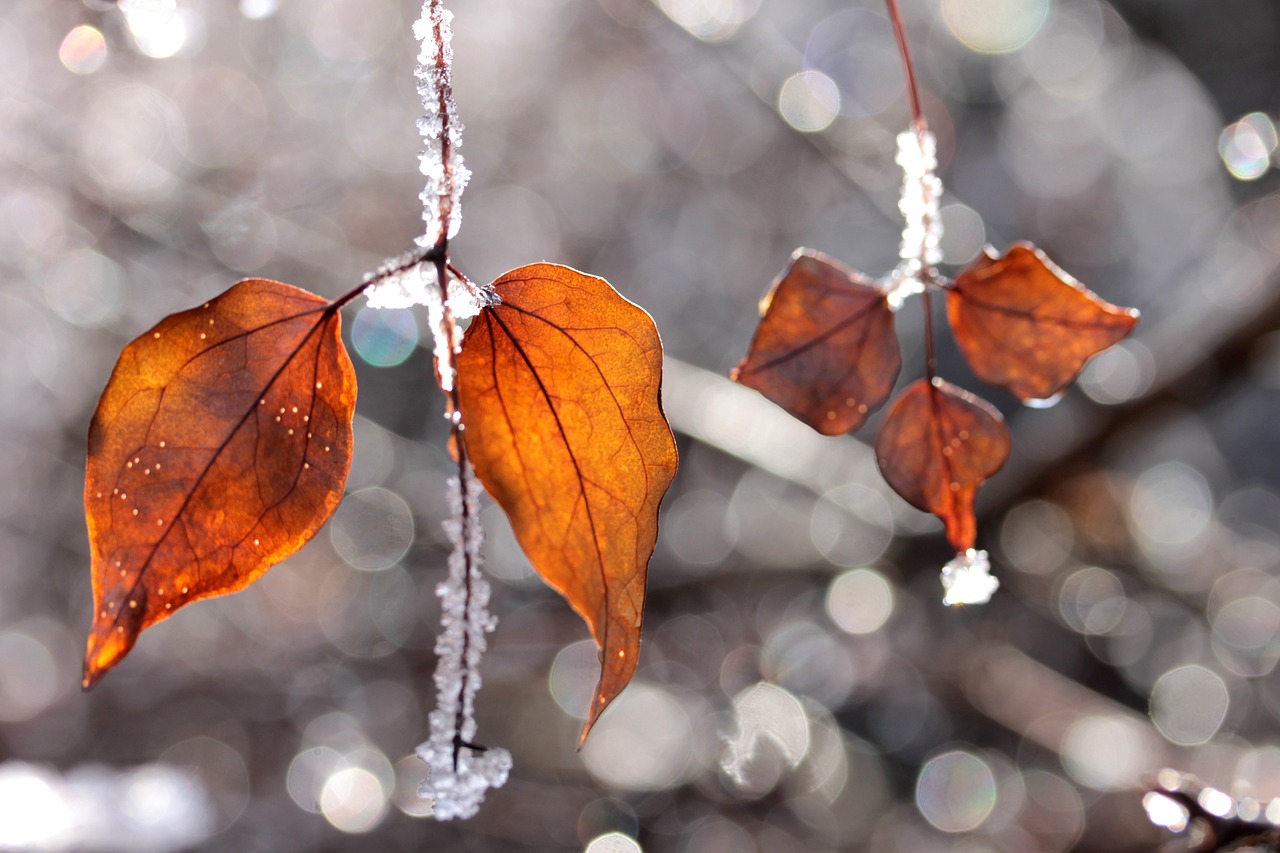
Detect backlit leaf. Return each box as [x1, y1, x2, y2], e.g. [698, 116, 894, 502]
[455, 263, 678, 745]
[732, 249, 900, 435]
[875, 378, 1010, 552]
[84, 279, 356, 688]
[948, 243, 1139, 402]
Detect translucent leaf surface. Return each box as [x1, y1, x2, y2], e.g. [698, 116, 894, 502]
[875, 378, 1010, 552]
[732, 250, 900, 435]
[84, 279, 356, 687]
[948, 243, 1139, 402]
[455, 263, 678, 743]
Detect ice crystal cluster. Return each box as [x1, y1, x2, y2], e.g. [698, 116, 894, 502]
[940, 549, 999, 607]
[414, 0, 469, 247]
[884, 126, 943, 310]
[363, 0, 486, 390]
[416, 463, 512, 820]
[363, 249, 488, 391]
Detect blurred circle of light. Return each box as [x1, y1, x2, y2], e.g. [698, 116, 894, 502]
[803, 10, 902, 118]
[761, 619, 855, 706]
[1143, 792, 1190, 832]
[778, 71, 840, 133]
[1060, 714, 1151, 790]
[826, 568, 894, 635]
[1000, 500, 1074, 575]
[351, 307, 419, 368]
[1130, 462, 1213, 555]
[1078, 340, 1155, 405]
[391, 755, 432, 818]
[58, 25, 107, 75]
[0, 631, 59, 723]
[1057, 567, 1127, 635]
[939, 203, 985, 264]
[288, 747, 346, 813]
[549, 639, 599, 719]
[810, 483, 892, 567]
[330, 487, 414, 572]
[320, 767, 388, 833]
[159, 737, 250, 833]
[585, 832, 642, 853]
[721, 682, 809, 794]
[121, 0, 189, 59]
[664, 488, 738, 567]
[1219, 113, 1277, 181]
[941, 0, 1049, 54]
[42, 249, 124, 328]
[914, 750, 997, 833]
[657, 0, 760, 42]
[1212, 595, 1280, 676]
[582, 683, 697, 790]
[239, 0, 278, 19]
[0, 766, 71, 849]
[1149, 664, 1229, 745]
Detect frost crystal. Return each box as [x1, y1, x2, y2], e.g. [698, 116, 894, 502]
[884, 126, 943, 310]
[940, 549, 999, 606]
[413, 0, 468, 247]
[417, 462, 511, 820]
[362, 248, 491, 391]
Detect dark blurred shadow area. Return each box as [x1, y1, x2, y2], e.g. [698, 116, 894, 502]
[4, 0, 1280, 850]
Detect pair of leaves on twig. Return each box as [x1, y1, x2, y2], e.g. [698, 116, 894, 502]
[733, 243, 1138, 552]
[83, 263, 677, 743]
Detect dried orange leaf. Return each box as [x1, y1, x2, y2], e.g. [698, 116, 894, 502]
[732, 249, 900, 435]
[84, 279, 356, 688]
[875, 378, 1010, 552]
[455, 263, 678, 744]
[948, 243, 1139, 402]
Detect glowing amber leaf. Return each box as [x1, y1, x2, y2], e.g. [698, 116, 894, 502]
[948, 243, 1139, 402]
[731, 249, 900, 435]
[456, 263, 678, 744]
[875, 378, 1010, 552]
[83, 280, 356, 688]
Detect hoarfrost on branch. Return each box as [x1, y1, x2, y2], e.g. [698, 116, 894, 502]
[940, 549, 999, 607]
[884, 125, 943, 310]
[363, 0, 475, 313]
[416, 463, 512, 820]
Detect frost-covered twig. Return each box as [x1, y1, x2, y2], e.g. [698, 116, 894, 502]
[884, 125, 943, 310]
[417, 466, 511, 820]
[361, 0, 509, 820]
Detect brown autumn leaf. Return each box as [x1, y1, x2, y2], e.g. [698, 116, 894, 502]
[84, 279, 356, 688]
[948, 243, 1139, 402]
[731, 249, 900, 435]
[875, 378, 1011, 552]
[455, 263, 678, 744]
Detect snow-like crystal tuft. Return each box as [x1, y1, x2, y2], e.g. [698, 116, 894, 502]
[940, 549, 999, 606]
[416, 462, 510, 819]
[414, 0, 468, 245]
[363, 250, 493, 391]
[884, 126, 943, 311]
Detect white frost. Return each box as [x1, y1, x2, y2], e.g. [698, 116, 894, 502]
[413, 1, 468, 246]
[884, 126, 943, 310]
[362, 248, 490, 391]
[417, 462, 511, 820]
[940, 549, 999, 606]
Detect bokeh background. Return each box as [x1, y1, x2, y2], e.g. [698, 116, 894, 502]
[4, 0, 1280, 850]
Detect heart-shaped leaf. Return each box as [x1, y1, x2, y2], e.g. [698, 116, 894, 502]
[732, 250, 900, 435]
[84, 279, 356, 687]
[875, 378, 1010, 552]
[455, 263, 678, 744]
[947, 243, 1139, 402]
